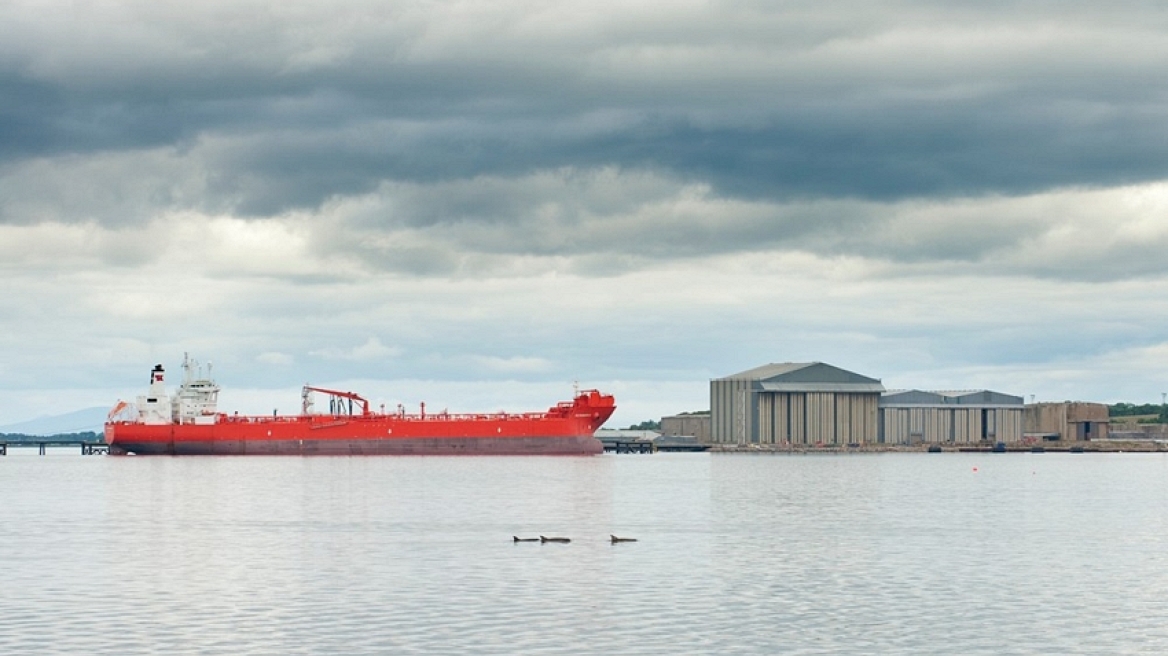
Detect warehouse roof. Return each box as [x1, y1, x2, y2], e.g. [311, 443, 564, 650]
[717, 362, 885, 393]
[881, 389, 1024, 406]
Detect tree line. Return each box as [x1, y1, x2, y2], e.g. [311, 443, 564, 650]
[1109, 403, 1168, 421]
[0, 431, 102, 442]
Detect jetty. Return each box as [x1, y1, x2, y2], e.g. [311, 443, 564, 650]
[0, 441, 109, 456]
[601, 439, 655, 454]
[597, 430, 709, 454]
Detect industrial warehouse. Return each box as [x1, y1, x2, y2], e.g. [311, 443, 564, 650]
[657, 361, 1110, 448]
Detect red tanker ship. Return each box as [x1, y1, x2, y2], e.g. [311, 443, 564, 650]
[104, 355, 615, 456]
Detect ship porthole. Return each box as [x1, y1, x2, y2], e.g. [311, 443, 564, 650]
[387, 429, 392, 435]
[497, 427, 502, 433]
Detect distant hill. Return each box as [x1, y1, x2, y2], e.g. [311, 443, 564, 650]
[0, 407, 108, 436]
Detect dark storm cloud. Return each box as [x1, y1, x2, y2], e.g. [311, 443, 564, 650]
[41, 91, 1168, 210]
[5, 0, 1168, 226]
[3, 0, 1168, 290]
[618, 106, 1168, 201]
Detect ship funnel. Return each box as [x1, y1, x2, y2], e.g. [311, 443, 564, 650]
[151, 364, 164, 384]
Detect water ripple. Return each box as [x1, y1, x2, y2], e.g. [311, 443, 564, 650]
[3, 452, 1168, 653]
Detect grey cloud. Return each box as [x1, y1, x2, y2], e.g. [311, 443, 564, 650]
[5, 1, 1168, 224]
[304, 171, 967, 264]
[3, 1, 1168, 287]
[298, 170, 1168, 284]
[148, 100, 1168, 217]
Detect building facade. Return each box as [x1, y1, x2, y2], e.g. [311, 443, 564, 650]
[710, 362, 885, 445]
[879, 390, 1025, 445]
[1024, 402, 1110, 441]
[660, 413, 712, 443]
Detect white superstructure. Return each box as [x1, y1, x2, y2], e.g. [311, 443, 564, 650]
[133, 354, 221, 425]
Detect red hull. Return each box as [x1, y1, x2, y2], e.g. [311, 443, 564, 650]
[105, 435, 603, 456]
[106, 390, 615, 456]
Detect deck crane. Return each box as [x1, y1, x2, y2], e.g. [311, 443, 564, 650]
[301, 386, 371, 416]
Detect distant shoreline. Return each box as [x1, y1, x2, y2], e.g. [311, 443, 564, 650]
[708, 440, 1168, 454]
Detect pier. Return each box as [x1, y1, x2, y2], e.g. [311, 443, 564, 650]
[0, 441, 109, 456]
[601, 439, 656, 454]
[596, 430, 709, 454]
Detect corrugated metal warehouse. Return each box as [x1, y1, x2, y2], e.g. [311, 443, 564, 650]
[710, 362, 885, 445]
[879, 390, 1024, 445]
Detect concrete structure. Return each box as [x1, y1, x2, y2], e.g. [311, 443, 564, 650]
[660, 413, 712, 443]
[879, 390, 1024, 445]
[653, 435, 709, 452]
[1024, 402, 1110, 441]
[710, 362, 884, 445]
[1109, 422, 1168, 441]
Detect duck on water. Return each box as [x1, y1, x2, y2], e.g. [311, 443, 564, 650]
[512, 535, 638, 543]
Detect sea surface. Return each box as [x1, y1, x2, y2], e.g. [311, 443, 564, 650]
[3, 450, 1168, 655]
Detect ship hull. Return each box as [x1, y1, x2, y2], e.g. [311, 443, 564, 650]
[105, 416, 607, 456]
[107, 435, 603, 456]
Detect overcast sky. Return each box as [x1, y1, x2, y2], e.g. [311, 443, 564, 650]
[4, 0, 1168, 427]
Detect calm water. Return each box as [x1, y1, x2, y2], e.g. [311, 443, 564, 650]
[3, 451, 1168, 655]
